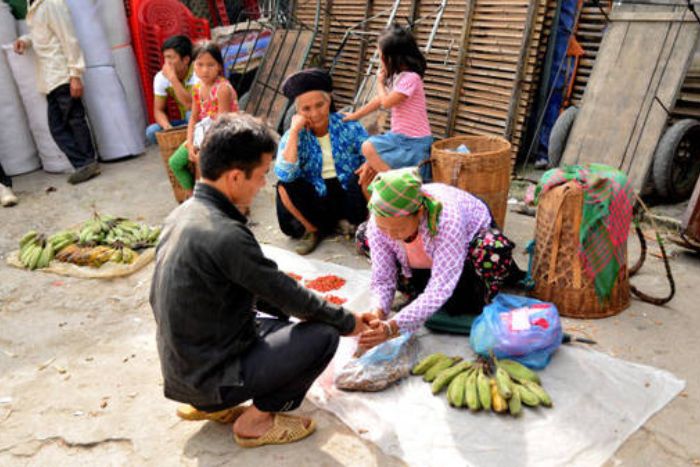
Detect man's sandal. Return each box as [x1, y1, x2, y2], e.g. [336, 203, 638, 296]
[176, 404, 247, 424]
[233, 413, 316, 448]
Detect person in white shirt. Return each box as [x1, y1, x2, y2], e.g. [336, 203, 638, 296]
[146, 35, 199, 145]
[13, 0, 100, 185]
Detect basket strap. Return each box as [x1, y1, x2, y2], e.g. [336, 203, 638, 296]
[571, 187, 584, 289]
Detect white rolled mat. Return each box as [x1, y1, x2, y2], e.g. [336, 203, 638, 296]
[113, 46, 147, 141]
[2, 43, 73, 173]
[65, 0, 114, 67]
[95, 0, 131, 47]
[0, 4, 40, 176]
[82, 66, 145, 160]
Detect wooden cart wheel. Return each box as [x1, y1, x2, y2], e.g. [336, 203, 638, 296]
[548, 106, 578, 168]
[652, 119, 700, 202]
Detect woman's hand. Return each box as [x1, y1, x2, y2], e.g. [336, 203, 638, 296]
[290, 114, 308, 133]
[358, 318, 397, 349]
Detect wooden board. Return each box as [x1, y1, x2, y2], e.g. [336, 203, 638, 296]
[245, 29, 314, 130]
[561, 4, 700, 192]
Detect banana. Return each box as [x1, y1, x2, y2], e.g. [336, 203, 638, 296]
[27, 244, 43, 270]
[516, 383, 540, 407]
[20, 240, 38, 264]
[110, 248, 123, 263]
[499, 359, 541, 384]
[490, 378, 508, 413]
[19, 230, 38, 248]
[447, 370, 469, 407]
[424, 356, 461, 382]
[476, 367, 492, 411]
[412, 353, 447, 375]
[508, 385, 523, 416]
[147, 226, 161, 243]
[495, 367, 514, 399]
[431, 361, 472, 394]
[122, 247, 136, 263]
[37, 243, 55, 269]
[523, 380, 553, 407]
[465, 369, 481, 411]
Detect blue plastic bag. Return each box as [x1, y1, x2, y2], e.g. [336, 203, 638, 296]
[469, 294, 562, 369]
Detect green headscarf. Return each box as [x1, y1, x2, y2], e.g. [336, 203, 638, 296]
[367, 167, 443, 236]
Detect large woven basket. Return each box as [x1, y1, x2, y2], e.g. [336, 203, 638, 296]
[155, 127, 190, 204]
[430, 135, 512, 227]
[532, 181, 630, 319]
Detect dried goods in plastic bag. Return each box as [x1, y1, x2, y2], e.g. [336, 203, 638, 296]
[335, 333, 418, 392]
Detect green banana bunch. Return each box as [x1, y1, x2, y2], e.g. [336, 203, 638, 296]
[412, 353, 447, 375]
[476, 366, 492, 411]
[424, 356, 462, 382]
[18, 232, 54, 270]
[521, 380, 553, 407]
[431, 361, 472, 394]
[446, 370, 469, 407]
[47, 230, 78, 253]
[498, 359, 541, 384]
[464, 368, 481, 411]
[508, 384, 523, 416]
[515, 383, 540, 407]
[495, 367, 514, 400]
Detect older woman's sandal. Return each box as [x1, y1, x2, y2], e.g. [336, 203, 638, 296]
[233, 414, 316, 447]
[176, 404, 247, 424]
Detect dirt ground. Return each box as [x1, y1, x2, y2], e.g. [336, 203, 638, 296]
[1, 147, 699, 466]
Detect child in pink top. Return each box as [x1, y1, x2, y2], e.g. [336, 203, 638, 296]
[169, 42, 238, 191]
[343, 24, 433, 187]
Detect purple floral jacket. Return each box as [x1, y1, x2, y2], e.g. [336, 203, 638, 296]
[367, 183, 491, 333]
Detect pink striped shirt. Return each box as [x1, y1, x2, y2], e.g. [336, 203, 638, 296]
[390, 71, 432, 138]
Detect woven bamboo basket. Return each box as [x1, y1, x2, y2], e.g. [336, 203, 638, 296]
[532, 181, 630, 319]
[155, 127, 191, 204]
[430, 135, 512, 227]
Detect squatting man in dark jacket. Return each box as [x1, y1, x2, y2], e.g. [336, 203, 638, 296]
[150, 113, 366, 447]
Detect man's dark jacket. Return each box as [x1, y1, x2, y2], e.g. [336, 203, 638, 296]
[150, 183, 355, 406]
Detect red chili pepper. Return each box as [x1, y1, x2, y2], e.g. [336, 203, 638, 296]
[286, 272, 302, 281]
[304, 274, 346, 293]
[323, 294, 347, 305]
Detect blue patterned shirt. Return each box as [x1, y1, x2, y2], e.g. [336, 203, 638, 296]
[275, 113, 368, 196]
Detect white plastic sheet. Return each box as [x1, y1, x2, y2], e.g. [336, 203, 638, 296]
[65, 0, 145, 160]
[2, 42, 73, 173]
[113, 46, 147, 143]
[65, 0, 113, 67]
[95, 0, 131, 47]
[259, 247, 686, 467]
[81, 66, 145, 159]
[0, 4, 40, 176]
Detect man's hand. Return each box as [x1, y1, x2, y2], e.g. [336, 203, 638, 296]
[13, 39, 27, 55]
[69, 77, 83, 98]
[162, 62, 178, 83]
[347, 313, 368, 337]
[290, 114, 308, 133]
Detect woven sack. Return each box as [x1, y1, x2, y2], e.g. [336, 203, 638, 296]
[532, 181, 630, 318]
[430, 135, 512, 227]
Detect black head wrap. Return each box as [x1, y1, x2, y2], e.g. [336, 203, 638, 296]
[282, 69, 336, 111]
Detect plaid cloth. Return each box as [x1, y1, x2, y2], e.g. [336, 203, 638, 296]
[368, 167, 442, 235]
[535, 163, 634, 302]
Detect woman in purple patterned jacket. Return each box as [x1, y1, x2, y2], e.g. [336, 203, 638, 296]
[357, 168, 521, 349]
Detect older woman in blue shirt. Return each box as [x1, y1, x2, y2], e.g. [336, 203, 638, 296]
[276, 69, 370, 255]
